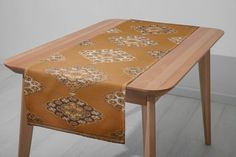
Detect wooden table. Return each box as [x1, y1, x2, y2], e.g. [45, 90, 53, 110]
[4, 19, 224, 157]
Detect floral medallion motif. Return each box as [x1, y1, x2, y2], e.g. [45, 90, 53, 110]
[46, 66, 106, 91]
[41, 53, 65, 62]
[106, 28, 121, 33]
[168, 36, 186, 45]
[110, 130, 125, 142]
[21, 19, 198, 144]
[105, 91, 125, 111]
[79, 40, 94, 46]
[133, 24, 176, 35]
[80, 49, 135, 64]
[124, 67, 146, 77]
[148, 50, 167, 59]
[27, 113, 42, 123]
[109, 36, 158, 47]
[24, 74, 42, 96]
[46, 95, 102, 126]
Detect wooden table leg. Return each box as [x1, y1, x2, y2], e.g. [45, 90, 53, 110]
[18, 77, 33, 157]
[142, 96, 157, 157]
[142, 105, 147, 151]
[199, 50, 211, 145]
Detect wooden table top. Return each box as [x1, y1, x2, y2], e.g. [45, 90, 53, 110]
[4, 19, 224, 100]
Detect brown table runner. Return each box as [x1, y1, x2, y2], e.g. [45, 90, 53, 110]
[24, 19, 198, 143]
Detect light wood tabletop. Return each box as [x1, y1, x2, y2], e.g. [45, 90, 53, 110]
[4, 19, 224, 157]
[4, 19, 224, 103]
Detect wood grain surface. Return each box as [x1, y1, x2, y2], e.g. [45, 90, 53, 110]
[4, 19, 224, 101]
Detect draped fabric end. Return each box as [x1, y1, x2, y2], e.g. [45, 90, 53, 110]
[23, 19, 198, 143]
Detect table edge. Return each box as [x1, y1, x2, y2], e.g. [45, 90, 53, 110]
[3, 19, 224, 96]
[4, 19, 126, 73]
[126, 27, 224, 96]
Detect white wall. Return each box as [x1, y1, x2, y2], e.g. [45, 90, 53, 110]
[1, 0, 236, 104]
[169, 55, 236, 105]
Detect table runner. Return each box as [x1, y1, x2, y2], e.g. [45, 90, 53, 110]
[24, 19, 198, 143]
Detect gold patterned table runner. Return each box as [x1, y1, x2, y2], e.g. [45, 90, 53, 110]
[24, 19, 198, 143]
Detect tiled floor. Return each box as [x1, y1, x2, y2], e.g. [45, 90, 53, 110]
[0, 64, 236, 157]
